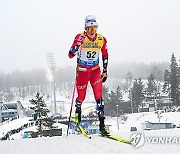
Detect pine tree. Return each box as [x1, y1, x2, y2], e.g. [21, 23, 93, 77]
[116, 86, 123, 104]
[102, 85, 109, 103]
[29, 93, 55, 136]
[131, 78, 144, 112]
[138, 78, 145, 109]
[170, 53, 179, 106]
[104, 86, 123, 115]
[163, 70, 170, 94]
[108, 90, 117, 115]
[146, 74, 157, 97]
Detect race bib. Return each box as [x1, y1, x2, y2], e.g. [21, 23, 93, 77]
[77, 33, 104, 66]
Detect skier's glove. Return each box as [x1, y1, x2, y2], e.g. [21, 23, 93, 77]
[76, 34, 86, 44]
[101, 72, 107, 83]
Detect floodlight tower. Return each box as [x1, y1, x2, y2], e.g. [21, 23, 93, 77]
[46, 53, 57, 113]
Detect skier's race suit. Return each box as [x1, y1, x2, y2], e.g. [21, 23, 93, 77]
[68, 31, 108, 118]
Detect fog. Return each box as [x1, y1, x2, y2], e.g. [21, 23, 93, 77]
[0, 0, 180, 72]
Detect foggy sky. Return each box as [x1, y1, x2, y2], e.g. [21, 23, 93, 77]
[0, 0, 180, 73]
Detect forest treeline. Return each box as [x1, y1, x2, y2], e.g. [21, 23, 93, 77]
[0, 61, 170, 89]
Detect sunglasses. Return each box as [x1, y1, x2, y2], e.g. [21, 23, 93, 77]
[86, 27, 97, 31]
[86, 19, 96, 23]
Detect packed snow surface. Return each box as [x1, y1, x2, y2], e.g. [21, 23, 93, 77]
[1, 111, 180, 154]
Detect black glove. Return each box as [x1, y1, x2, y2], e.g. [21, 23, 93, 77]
[101, 72, 107, 83]
[102, 76, 107, 83]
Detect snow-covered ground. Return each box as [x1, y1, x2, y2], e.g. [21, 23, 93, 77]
[0, 129, 180, 154]
[1, 111, 180, 154]
[117, 112, 180, 132]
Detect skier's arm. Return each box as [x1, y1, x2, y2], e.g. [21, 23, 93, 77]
[68, 33, 86, 58]
[101, 37, 108, 82]
[101, 37, 108, 73]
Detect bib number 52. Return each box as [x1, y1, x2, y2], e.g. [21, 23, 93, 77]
[86, 51, 96, 58]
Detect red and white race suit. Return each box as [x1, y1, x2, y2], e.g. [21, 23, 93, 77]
[68, 32, 108, 117]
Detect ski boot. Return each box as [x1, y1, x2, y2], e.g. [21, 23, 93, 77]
[74, 108, 81, 124]
[99, 117, 110, 136]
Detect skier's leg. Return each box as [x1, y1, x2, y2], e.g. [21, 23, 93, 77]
[90, 67, 102, 100]
[90, 68, 109, 135]
[90, 68, 104, 118]
[74, 99, 82, 124]
[75, 69, 89, 123]
[95, 98, 109, 135]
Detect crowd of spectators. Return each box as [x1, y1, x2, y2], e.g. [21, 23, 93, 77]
[0, 121, 34, 141]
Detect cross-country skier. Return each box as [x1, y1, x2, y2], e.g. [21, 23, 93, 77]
[68, 15, 109, 136]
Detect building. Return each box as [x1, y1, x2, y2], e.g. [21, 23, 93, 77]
[0, 101, 24, 122]
[142, 121, 173, 130]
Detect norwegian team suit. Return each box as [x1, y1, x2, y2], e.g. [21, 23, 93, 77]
[68, 31, 108, 118]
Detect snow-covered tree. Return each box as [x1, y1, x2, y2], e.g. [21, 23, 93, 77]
[29, 93, 55, 137]
[170, 53, 179, 106]
[132, 78, 144, 112]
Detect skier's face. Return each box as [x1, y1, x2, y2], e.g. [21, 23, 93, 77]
[86, 26, 97, 38]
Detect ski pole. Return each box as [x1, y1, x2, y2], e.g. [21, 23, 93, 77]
[66, 82, 76, 137]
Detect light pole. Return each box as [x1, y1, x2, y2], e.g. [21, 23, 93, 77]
[46, 69, 53, 114]
[116, 104, 119, 129]
[46, 53, 57, 114]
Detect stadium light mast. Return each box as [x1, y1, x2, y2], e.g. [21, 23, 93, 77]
[46, 53, 57, 114]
